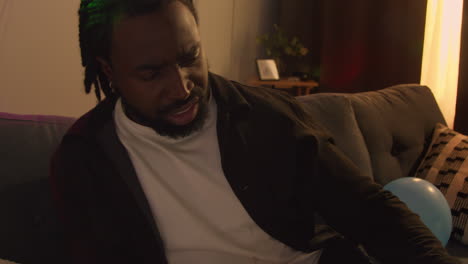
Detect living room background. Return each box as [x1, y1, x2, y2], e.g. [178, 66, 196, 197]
[0, 0, 466, 132]
[0, 0, 96, 117]
[0, 0, 279, 117]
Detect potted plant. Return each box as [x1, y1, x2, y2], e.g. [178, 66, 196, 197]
[256, 24, 310, 77]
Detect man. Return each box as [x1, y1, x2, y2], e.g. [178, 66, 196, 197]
[50, 0, 459, 263]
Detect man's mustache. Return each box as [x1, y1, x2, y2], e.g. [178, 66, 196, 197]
[158, 86, 204, 116]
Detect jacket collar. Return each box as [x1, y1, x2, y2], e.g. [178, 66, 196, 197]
[208, 72, 251, 115]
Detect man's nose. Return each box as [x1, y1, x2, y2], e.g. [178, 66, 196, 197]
[167, 66, 193, 100]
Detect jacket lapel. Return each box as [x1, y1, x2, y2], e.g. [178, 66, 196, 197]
[96, 120, 168, 263]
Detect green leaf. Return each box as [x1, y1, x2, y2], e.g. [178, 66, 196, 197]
[291, 37, 298, 45]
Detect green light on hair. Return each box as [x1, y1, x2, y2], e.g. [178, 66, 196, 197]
[83, 0, 125, 30]
[86, 0, 106, 10]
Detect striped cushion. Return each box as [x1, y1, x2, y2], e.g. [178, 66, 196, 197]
[415, 123, 468, 245]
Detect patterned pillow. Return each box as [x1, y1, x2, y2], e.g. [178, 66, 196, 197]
[415, 123, 468, 245]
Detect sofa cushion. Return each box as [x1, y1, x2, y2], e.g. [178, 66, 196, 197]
[347, 84, 446, 186]
[0, 112, 75, 264]
[0, 113, 74, 185]
[297, 94, 373, 178]
[415, 123, 468, 245]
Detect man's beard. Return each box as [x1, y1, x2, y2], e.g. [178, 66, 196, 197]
[121, 86, 210, 139]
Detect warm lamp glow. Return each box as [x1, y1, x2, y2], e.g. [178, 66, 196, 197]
[421, 0, 464, 128]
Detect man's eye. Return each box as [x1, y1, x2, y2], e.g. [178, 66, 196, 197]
[141, 70, 160, 81]
[179, 56, 199, 67]
[179, 48, 200, 67]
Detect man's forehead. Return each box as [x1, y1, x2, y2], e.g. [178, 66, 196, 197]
[112, 2, 197, 39]
[112, 14, 198, 50]
[113, 2, 194, 28]
[134, 41, 201, 71]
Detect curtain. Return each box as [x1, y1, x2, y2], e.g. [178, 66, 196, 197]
[318, 0, 427, 93]
[420, 0, 464, 129]
[454, 1, 468, 134]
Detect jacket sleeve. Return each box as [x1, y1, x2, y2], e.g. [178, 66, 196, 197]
[297, 134, 460, 264]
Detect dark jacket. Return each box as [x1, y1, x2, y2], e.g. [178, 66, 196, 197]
[50, 73, 458, 264]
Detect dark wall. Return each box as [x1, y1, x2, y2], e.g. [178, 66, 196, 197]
[278, 0, 322, 77]
[455, 1, 468, 134]
[279, 0, 428, 93]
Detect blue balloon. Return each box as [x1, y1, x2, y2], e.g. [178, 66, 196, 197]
[383, 177, 452, 246]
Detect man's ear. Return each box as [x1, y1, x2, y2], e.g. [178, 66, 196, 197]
[96, 57, 113, 81]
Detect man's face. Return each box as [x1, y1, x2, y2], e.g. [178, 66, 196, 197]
[100, 1, 209, 138]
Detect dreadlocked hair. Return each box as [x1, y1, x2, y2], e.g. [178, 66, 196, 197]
[78, 0, 198, 101]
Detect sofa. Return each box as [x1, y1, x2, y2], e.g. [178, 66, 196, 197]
[0, 84, 466, 263]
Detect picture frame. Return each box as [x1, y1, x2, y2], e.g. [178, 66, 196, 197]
[256, 59, 280, 81]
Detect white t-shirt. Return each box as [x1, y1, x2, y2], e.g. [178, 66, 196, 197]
[114, 96, 321, 264]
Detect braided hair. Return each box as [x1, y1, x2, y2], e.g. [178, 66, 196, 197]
[78, 0, 198, 101]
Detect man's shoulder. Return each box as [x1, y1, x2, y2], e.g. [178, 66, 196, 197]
[210, 73, 304, 117]
[64, 95, 118, 140]
[53, 96, 118, 176]
[234, 80, 309, 124]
